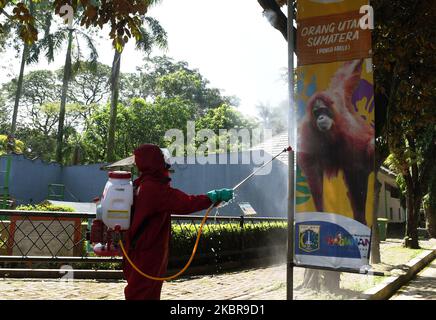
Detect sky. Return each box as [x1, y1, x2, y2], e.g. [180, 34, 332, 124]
[0, 0, 289, 118]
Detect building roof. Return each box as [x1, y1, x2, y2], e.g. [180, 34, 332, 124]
[250, 131, 290, 164]
[101, 155, 135, 170]
[101, 148, 171, 171]
[379, 165, 397, 179]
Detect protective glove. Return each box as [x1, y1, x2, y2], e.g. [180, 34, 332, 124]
[207, 188, 234, 204]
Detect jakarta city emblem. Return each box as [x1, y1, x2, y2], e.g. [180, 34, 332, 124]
[299, 224, 320, 253]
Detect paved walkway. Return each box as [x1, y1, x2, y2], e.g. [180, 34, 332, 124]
[390, 259, 436, 300]
[0, 265, 344, 300]
[0, 264, 290, 300]
[2, 246, 434, 300]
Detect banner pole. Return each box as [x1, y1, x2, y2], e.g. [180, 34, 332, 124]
[287, 0, 296, 301]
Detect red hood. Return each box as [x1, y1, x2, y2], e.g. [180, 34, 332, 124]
[134, 144, 170, 185]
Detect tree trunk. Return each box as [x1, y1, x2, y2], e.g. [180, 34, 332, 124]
[370, 177, 382, 264]
[302, 269, 321, 291]
[10, 43, 28, 137]
[426, 206, 436, 238]
[72, 145, 81, 165]
[56, 28, 74, 164]
[404, 183, 420, 249]
[106, 49, 121, 163]
[302, 269, 340, 292]
[426, 175, 436, 238]
[10, 0, 34, 139]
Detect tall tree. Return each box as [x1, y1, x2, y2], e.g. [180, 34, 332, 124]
[373, 0, 436, 248]
[8, 0, 38, 139]
[106, 14, 168, 162]
[1, 70, 60, 127]
[120, 55, 239, 111]
[1, 0, 54, 139]
[41, 20, 98, 163]
[106, 48, 121, 162]
[67, 62, 111, 111]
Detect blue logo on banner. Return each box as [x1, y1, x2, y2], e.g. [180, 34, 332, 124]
[299, 225, 320, 252]
[295, 221, 367, 258]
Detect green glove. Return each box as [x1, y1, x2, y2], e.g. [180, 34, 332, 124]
[207, 188, 234, 204]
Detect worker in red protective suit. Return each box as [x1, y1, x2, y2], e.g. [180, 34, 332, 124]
[123, 144, 233, 300]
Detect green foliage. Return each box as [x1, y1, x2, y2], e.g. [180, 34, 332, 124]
[77, 221, 287, 270]
[0, 53, 254, 164]
[0, 135, 25, 155]
[1, 70, 59, 108]
[106, 15, 167, 162]
[16, 200, 75, 212]
[15, 127, 57, 162]
[120, 56, 239, 111]
[67, 62, 111, 109]
[371, 0, 436, 247]
[194, 104, 258, 153]
[83, 96, 197, 163]
[0, 94, 8, 133]
[197, 104, 255, 132]
[171, 221, 287, 258]
[0, 19, 11, 52]
[1, 0, 159, 49]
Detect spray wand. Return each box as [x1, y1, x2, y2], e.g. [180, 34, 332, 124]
[232, 146, 292, 191]
[119, 146, 293, 281]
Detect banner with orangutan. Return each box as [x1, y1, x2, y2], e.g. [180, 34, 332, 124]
[294, 0, 375, 270]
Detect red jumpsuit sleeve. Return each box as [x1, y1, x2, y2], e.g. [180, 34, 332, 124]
[158, 186, 212, 215]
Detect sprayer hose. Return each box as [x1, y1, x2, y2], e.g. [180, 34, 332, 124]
[118, 205, 214, 281]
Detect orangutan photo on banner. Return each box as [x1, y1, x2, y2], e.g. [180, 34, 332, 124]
[294, 58, 375, 270]
[296, 59, 374, 225]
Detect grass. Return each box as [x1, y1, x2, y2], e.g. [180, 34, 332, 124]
[380, 245, 425, 266]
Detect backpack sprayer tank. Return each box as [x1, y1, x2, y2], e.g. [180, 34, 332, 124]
[90, 171, 133, 256]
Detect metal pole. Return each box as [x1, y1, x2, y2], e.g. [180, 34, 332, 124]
[287, 0, 296, 301]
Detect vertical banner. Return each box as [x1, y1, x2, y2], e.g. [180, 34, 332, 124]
[294, 0, 374, 270]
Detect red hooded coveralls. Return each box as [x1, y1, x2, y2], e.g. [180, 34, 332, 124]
[123, 144, 212, 300]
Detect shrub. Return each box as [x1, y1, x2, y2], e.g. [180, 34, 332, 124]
[16, 200, 75, 212]
[170, 221, 287, 258]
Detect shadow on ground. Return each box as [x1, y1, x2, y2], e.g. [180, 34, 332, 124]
[393, 275, 436, 299]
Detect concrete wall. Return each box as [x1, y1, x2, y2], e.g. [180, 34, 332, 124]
[2, 153, 405, 221]
[61, 164, 108, 202]
[2, 154, 62, 205]
[1, 152, 289, 217]
[1, 155, 108, 206]
[170, 151, 288, 217]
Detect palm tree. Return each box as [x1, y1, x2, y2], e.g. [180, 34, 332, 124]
[32, 12, 98, 163]
[106, 15, 167, 162]
[9, 0, 39, 139]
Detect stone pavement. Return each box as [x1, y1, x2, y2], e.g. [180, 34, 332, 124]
[390, 258, 436, 300]
[3, 248, 434, 300]
[0, 264, 291, 300]
[1, 265, 342, 300]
